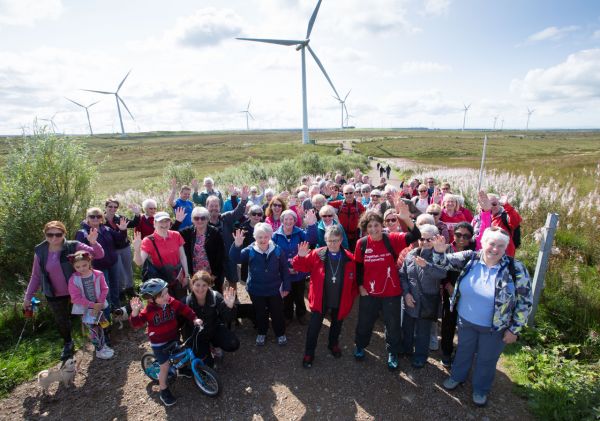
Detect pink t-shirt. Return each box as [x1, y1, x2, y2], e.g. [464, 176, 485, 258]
[141, 231, 185, 267]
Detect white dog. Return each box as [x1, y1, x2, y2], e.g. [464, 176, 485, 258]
[37, 358, 77, 393]
[112, 305, 130, 329]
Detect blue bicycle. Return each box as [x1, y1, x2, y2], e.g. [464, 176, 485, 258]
[141, 326, 221, 397]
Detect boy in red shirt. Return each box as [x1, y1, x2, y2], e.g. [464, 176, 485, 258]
[130, 278, 202, 407]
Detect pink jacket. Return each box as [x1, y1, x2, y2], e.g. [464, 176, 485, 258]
[68, 269, 109, 315]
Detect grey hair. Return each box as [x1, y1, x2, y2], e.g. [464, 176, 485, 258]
[297, 191, 307, 202]
[142, 198, 157, 212]
[384, 184, 398, 193]
[206, 196, 221, 207]
[280, 209, 297, 222]
[481, 228, 510, 247]
[312, 194, 326, 206]
[253, 222, 273, 238]
[418, 223, 439, 237]
[203, 177, 214, 185]
[416, 214, 435, 226]
[318, 204, 337, 217]
[361, 184, 372, 193]
[324, 224, 344, 241]
[249, 204, 263, 214]
[191, 206, 209, 218]
[264, 188, 275, 197]
[443, 194, 459, 205]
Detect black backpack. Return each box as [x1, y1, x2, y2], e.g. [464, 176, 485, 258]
[500, 211, 521, 248]
[359, 233, 398, 261]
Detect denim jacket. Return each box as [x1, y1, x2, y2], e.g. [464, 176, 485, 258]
[432, 250, 532, 335]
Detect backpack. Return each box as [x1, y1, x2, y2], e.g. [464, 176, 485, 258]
[359, 233, 398, 261]
[500, 211, 521, 248]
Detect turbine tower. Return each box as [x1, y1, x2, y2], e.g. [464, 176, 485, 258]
[334, 90, 351, 129]
[82, 70, 134, 137]
[462, 103, 471, 131]
[65, 98, 99, 135]
[500, 118, 504, 130]
[493, 115, 498, 130]
[526, 107, 535, 131]
[40, 113, 58, 133]
[237, 0, 340, 144]
[240, 100, 254, 130]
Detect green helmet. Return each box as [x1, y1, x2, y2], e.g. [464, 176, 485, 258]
[140, 278, 168, 299]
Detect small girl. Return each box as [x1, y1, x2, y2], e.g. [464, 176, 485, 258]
[67, 251, 114, 359]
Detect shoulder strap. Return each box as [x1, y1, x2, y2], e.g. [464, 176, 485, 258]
[506, 256, 517, 283]
[500, 211, 512, 234]
[360, 236, 368, 256]
[147, 235, 164, 265]
[382, 233, 398, 261]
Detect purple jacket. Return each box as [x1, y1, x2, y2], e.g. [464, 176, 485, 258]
[76, 223, 126, 270]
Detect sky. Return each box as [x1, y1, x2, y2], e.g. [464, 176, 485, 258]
[1, 0, 600, 135]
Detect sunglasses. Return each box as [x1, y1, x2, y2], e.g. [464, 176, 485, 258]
[454, 232, 472, 240]
[250, 212, 263, 217]
[271, 203, 283, 208]
[427, 212, 440, 216]
[344, 192, 355, 195]
[321, 214, 334, 218]
[490, 202, 499, 206]
[88, 214, 102, 219]
[193, 216, 207, 221]
[45, 232, 64, 238]
[385, 218, 398, 223]
[371, 195, 381, 198]
[419, 238, 433, 243]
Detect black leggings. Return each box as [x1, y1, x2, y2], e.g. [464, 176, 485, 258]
[191, 323, 239, 366]
[284, 279, 307, 320]
[305, 309, 343, 357]
[441, 287, 458, 357]
[46, 295, 72, 344]
[250, 294, 285, 337]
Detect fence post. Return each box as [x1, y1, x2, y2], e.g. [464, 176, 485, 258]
[528, 212, 559, 326]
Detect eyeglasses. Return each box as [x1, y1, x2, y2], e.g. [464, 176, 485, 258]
[454, 232, 472, 240]
[344, 192, 354, 195]
[193, 216, 207, 221]
[427, 212, 440, 216]
[271, 203, 283, 208]
[321, 214, 334, 218]
[419, 238, 433, 243]
[385, 218, 397, 223]
[250, 212, 263, 217]
[371, 195, 381, 198]
[45, 232, 64, 238]
[427, 181, 435, 184]
[418, 190, 427, 193]
[88, 214, 102, 219]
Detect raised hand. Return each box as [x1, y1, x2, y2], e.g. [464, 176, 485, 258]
[133, 231, 142, 250]
[130, 296, 143, 315]
[297, 241, 310, 257]
[232, 229, 245, 247]
[129, 203, 141, 215]
[432, 234, 447, 253]
[193, 318, 204, 327]
[170, 177, 177, 190]
[499, 194, 509, 206]
[414, 256, 427, 268]
[240, 185, 249, 201]
[223, 287, 237, 308]
[289, 196, 297, 207]
[87, 227, 99, 244]
[478, 190, 492, 212]
[175, 207, 186, 222]
[304, 209, 317, 226]
[259, 180, 267, 189]
[118, 217, 128, 231]
[395, 199, 410, 221]
[191, 179, 199, 191]
[280, 190, 290, 200]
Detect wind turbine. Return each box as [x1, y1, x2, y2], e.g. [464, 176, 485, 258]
[240, 100, 254, 130]
[237, 0, 340, 144]
[526, 107, 534, 131]
[493, 115, 499, 130]
[500, 118, 504, 130]
[40, 113, 58, 133]
[65, 98, 99, 135]
[461, 103, 471, 131]
[82, 70, 134, 137]
[334, 90, 351, 129]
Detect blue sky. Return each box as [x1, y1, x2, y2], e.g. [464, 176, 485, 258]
[1, 0, 600, 134]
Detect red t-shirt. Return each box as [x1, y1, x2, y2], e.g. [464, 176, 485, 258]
[141, 230, 185, 267]
[354, 232, 409, 297]
[440, 210, 467, 243]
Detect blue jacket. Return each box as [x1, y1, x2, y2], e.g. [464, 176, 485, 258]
[229, 241, 291, 296]
[272, 224, 317, 282]
[316, 220, 349, 249]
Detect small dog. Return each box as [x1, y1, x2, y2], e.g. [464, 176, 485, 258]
[37, 358, 77, 393]
[112, 304, 130, 329]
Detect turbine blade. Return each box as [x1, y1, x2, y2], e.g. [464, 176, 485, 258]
[247, 99, 251, 111]
[344, 89, 351, 101]
[65, 97, 84, 108]
[87, 101, 100, 108]
[117, 69, 132, 92]
[118, 96, 135, 120]
[82, 89, 114, 95]
[307, 45, 340, 99]
[236, 37, 303, 46]
[306, 0, 323, 39]
[248, 112, 255, 120]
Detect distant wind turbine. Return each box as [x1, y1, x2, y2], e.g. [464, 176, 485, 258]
[237, 0, 340, 144]
[500, 118, 504, 130]
[493, 115, 499, 130]
[65, 98, 99, 135]
[462, 103, 471, 131]
[334, 90, 351, 129]
[40, 113, 58, 133]
[240, 100, 254, 130]
[82, 70, 134, 137]
[526, 107, 535, 131]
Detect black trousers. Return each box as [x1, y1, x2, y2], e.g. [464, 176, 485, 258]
[284, 279, 307, 320]
[441, 287, 458, 357]
[355, 294, 402, 354]
[249, 294, 285, 337]
[46, 295, 72, 344]
[305, 309, 343, 357]
[191, 323, 240, 367]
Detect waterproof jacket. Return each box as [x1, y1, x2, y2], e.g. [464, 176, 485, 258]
[272, 224, 318, 283]
[68, 269, 109, 315]
[105, 214, 140, 249]
[329, 199, 365, 242]
[399, 247, 448, 319]
[292, 247, 358, 320]
[316, 220, 349, 249]
[183, 289, 236, 340]
[432, 250, 532, 335]
[180, 224, 225, 284]
[76, 223, 126, 270]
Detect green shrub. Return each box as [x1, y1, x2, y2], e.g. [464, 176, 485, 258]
[0, 131, 96, 287]
[162, 162, 196, 186]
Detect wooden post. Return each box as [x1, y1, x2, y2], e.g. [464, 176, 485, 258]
[528, 213, 559, 326]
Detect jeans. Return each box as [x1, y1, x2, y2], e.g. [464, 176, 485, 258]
[115, 246, 134, 290]
[354, 294, 402, 354]
[450, 317, 506, 395]
[102, 263, 121, 311]
[250, 294, 285, 337]
[401, 311, 432, 364]
[284, 279, 307, 320]
[305, 309, 343, 357]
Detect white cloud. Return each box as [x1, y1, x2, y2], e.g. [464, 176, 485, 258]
[526, 25, 579, 43]
[511, 48, 600, 102]
[0, 0, 62, 26]
[422, 0, 451, 16]
[169, 8, 243, 48]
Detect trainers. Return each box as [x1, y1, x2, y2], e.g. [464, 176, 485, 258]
[160, 388, 177, 406]
[387, 353, 399, 370]
[472, 392, 488, 407]
[96, 346, 114, 360]
[302, 355, 313, 368]
[277, 335, 288, 346]
[411, 360, 425, 369]
[354, 346, 365, 361]
[328, 344, 342, 358]
[178, 366, 193, 378]
[443, 377, 461, 391]
[256, 335, 266, 346]
[60, 341, 74, 361]
[429, 334, 439, 351]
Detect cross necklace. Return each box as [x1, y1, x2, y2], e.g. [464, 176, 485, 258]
[328, 252, 342, 283]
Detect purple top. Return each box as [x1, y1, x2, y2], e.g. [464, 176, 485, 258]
[25, 242, 104, 301]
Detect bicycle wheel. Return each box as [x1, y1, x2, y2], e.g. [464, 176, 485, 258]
[191, 359, 221, 397]
[141, 353, 177, 384]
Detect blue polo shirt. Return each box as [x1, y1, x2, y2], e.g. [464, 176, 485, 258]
[173, 198, 194, 230]
[457, 261, 500, 327]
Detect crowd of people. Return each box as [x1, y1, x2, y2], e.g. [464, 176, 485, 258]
[24, 168, 532, 408]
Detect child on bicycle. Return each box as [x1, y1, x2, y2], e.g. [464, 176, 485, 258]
[130, 278, 203, 407]
[67, 251, 113, 359]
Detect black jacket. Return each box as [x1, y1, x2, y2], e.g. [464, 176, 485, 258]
[183, 290, 236, 340]
[180, 224, 225, 283]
